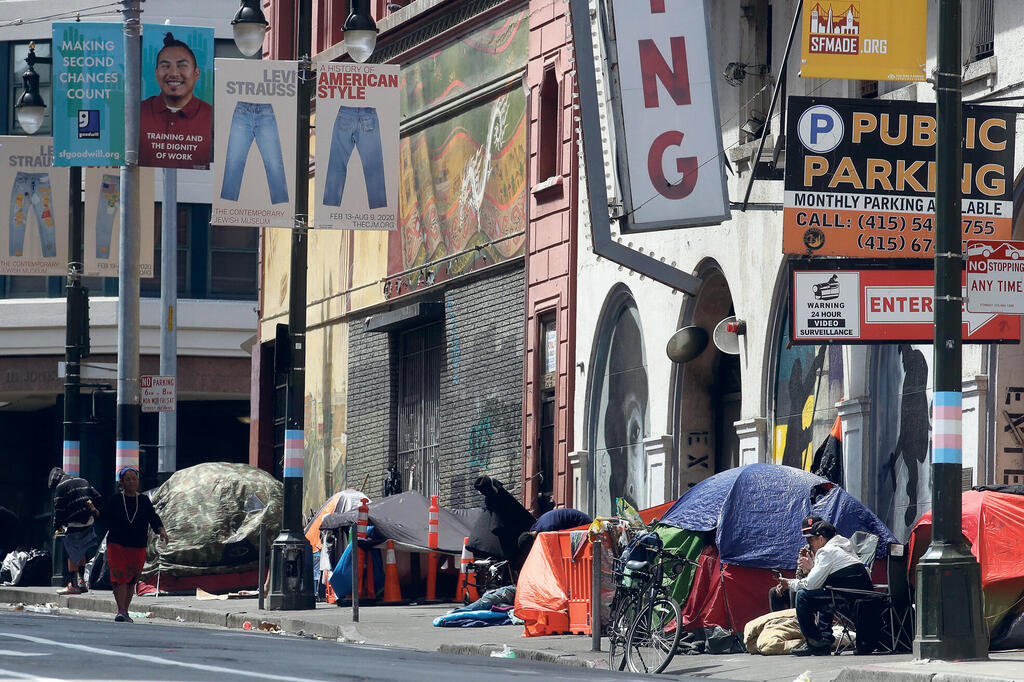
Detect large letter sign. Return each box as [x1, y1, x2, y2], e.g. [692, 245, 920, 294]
[609, 0, 729, 232]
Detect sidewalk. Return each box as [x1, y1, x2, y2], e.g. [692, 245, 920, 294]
[2, 585, 1022, 681]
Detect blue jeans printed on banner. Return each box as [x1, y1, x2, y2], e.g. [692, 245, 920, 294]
[323, 106, 387, 209]
[95, 174, 118, 259]
[220, 102, 289, 205]
[10, 172, 57, 258]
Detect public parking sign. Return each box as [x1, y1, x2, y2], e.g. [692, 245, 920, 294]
[966, 240, 1024, 314]
[791, 262, 1020, 344]
[140, 374, 175, 412]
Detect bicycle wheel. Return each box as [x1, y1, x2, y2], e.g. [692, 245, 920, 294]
[607, 594, 640, 671]
[625, 595, 683, 674]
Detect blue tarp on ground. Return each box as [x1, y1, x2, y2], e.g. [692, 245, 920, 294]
[660, 463, 897, 570]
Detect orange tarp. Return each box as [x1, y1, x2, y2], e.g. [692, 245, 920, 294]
[514, 531, 569, 636]
[910, 490, 1024, 588]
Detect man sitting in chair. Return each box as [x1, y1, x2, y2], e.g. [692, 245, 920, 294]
[776, 519, 873, 656]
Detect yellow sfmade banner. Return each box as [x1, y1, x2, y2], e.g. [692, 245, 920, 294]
[800, 0, 927, 82]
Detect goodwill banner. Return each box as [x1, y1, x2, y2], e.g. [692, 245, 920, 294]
[52, 22, 125, 166]
[140, 25, 215, 170]
[314, 62, 400, 230]
[801, 0, 926, 82]
[83, 166, 155, 277]
[783, 96, 1016, 258]
[211, 59, 297, 228]
[0, 137, 69, 275]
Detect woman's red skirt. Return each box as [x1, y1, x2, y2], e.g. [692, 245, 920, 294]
[107, 542, 146, 585]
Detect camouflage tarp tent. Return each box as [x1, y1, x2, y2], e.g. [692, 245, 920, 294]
[143, 462, 282, 578]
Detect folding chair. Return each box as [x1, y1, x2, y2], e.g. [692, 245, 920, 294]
[827, 541, 914, 654]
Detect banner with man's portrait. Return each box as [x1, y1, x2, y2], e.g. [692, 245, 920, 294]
[0, 137, 68, 275]
[211, 59, 298, 228]
[139, 25, 215, 170]
[83, 166, 155, 277]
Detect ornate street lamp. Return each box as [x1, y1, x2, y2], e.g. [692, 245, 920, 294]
[231, 0, 269, 57]
[15, 43, 46, 134]
[343, 0, 379, 63]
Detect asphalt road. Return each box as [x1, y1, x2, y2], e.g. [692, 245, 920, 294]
[0, 611, 687, 682]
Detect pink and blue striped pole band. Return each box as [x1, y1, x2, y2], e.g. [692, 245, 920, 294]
[933, 392, 962, 465]
[284, 429, 304, 478]
[63, 441, 80, 478]
[116, 440, 140, 480]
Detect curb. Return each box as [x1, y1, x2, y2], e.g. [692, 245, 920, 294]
[835, 666, 1016, 682]
[0, 587, 599, 669]
[436, 642, 604, 668]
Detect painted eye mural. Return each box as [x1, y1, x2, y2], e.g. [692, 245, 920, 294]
[591, 297, 650, 517]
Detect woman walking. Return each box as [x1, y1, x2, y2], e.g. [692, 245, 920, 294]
[99, 467, 169, 622]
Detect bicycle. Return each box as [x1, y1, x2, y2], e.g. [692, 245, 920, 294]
[606, 531, 692, 674]
[463, 557, 512, 603]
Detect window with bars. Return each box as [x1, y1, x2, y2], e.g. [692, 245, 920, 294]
[973, 0, 994, 61]
[396, 322, 442, 497]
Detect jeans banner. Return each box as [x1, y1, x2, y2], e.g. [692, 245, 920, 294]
[139, 24, 215, 170]
[83, 166, 155, 277]
[314, 62, 400, 230]
[52, 22, 126, 166]
[211, 59, 297, 229]
[0, 137, 68, 275]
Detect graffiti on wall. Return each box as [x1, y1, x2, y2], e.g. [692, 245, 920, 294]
[1000, 386, 1024, 484]
[468, 417, 493, 467]
[593, 302, 649, 517]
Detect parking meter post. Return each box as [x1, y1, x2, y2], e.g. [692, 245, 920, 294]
[591, 535, 601, 651]
[351, 523, 359, 622]
[258, 522, 266, 611]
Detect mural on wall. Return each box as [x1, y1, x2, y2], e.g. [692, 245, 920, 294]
[773, 310, 844, 471]
[999, 385, 1024, 484]
[387, 10, 528, 297]
[302, 327, 348, 516]
[592, 302, 650, 517]
[872, 344, 932, 541]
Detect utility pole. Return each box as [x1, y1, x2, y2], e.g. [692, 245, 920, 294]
[266, 0, 315, 611]
[115, 0, 143, 481]
[158, 168, 177, 485]
[64, 166, 87, 478]
[914, 0, 988, 660]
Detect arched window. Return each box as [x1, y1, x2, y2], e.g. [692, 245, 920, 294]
[587, 288, 649, 517]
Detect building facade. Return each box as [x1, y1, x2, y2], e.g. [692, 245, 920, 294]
[0, 1, 259, 548]
[570, 0, 1018, 542]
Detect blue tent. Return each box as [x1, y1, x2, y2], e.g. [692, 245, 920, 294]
[660, 463, 897, 570]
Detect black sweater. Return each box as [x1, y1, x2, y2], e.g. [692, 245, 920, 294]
[100, 493, 163, 548]
[52, 475, 101, 527]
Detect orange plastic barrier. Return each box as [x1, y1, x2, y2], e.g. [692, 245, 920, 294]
[557, 531, 594, 635]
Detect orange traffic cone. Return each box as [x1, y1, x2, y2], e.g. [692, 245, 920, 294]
[425, 495, 439, 602]
[361, 547, 376, 600]
[460, 536, 479, 603]
[382, 540, 403, 604]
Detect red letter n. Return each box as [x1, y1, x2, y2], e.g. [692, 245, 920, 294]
[639, 37, 691, 109]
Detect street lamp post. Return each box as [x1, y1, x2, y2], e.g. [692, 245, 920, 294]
[914, 0, 988, 660]
[232, 0, 375, 610]
[16, 45, 89, 483]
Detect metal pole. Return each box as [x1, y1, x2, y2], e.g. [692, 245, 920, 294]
[258, 521, 266, 610]
[591, 535, 601, 651]
[914, 0, 988, 660]
[351, 525, 359, 622]
[115, 0, 142, 483]
[267, 0, 315, 611]
[63, 165, 85, 478]
[157, 169, 177, 485]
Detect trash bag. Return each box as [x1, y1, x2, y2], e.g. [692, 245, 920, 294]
[83, 543, 111, 591]
[15, 549, 51, 586]
[1, 550, 26, 585]
[704, 626, 746, 654]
